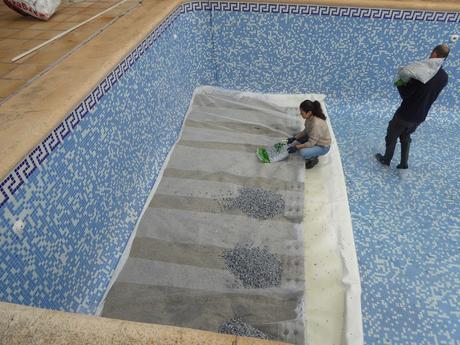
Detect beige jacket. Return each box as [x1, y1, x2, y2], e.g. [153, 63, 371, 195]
[295, 116, 331, 148]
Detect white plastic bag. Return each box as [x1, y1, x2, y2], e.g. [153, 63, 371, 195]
[4, 0, 61, 20]
[394, 58, 445, 85]
[256, 140, 290, 163]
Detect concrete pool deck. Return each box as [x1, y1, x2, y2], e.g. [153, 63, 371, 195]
[0, 301, 291, 345]
[0, 0, 141, 102]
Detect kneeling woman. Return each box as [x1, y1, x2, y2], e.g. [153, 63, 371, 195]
[287, 100, 331, 169]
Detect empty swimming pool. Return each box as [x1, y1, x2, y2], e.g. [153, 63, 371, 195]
[0, 2, 459, 345]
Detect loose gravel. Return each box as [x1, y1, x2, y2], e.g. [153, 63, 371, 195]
[221, 187, 285, 220]
[218, 318, 269, 339]
[222, 244, 282, 288]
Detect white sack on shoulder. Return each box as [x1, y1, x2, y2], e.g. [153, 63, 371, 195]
[397, 58, 444, 84]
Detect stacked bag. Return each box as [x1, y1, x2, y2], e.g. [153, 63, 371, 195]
[4, 0, 61, 20]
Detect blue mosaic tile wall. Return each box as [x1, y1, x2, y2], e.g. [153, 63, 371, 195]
[209, 3, 460, 345]
[0, 7, 214, 313]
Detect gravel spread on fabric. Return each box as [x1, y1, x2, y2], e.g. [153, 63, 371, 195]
[221, 187, 285, 220]
[218, 317, 269, 339]
[222, 244, 282, 288]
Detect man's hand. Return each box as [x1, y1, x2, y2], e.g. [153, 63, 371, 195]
[394, 79, 407, 87]
[287, 146, 298, 154]
[287, 137, 296, 144]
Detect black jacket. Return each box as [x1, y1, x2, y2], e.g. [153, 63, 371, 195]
[395, 67, 448, 124]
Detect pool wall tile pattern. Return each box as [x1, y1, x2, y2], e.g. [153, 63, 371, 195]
[0, 1, 459, 344]
[0, 6, 214, 313]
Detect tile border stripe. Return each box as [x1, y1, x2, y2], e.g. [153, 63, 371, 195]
[182, 1, 460, 22]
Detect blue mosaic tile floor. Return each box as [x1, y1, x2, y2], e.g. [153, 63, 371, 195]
[327, 96, 459, 345]
[212, 6, 460, 342]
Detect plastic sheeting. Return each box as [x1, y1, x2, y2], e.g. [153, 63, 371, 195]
[102, 86, 307, 344]
[300, 99, 363, 345]
[101, 86, 363, 345]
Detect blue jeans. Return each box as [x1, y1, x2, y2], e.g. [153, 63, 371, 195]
[298, 145, 330, 160]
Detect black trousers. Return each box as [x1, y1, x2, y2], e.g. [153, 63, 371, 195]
[383, 115, 419, 163]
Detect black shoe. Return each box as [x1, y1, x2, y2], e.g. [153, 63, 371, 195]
[397, 163, 408, 169]
[305, 157, 319, 169]
[375, 153, 390, 166]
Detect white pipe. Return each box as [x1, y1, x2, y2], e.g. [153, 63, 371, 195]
[12, 0, 137, 62]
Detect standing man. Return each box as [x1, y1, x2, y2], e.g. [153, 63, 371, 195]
[375, 44, 449, 169]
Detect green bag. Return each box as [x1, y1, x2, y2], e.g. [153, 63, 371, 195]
[256, 140, 289, 163]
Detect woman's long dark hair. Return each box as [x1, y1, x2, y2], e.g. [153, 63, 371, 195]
[300, 100, 326, 120]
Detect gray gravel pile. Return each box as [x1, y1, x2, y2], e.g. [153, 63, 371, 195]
[218, 318, 269, 339]
[222, 244, 282, 288]
[221, 187, 285, 220]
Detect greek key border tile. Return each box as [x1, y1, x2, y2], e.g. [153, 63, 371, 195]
[182, 1, 460, 22]
[0, 6, 182, 208]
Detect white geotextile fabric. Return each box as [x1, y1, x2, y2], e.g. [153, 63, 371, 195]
[237, 87, 363, 345]
[304, 98, 363, 345]
[100, 86, 363, 345]
[102, 85, 307, 344]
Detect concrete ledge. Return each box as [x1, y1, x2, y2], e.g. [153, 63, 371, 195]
[0, 302, 290, 345]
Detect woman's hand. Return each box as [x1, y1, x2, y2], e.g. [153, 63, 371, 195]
[287, 137, 296, 144]
[287, 145, 298, 154]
